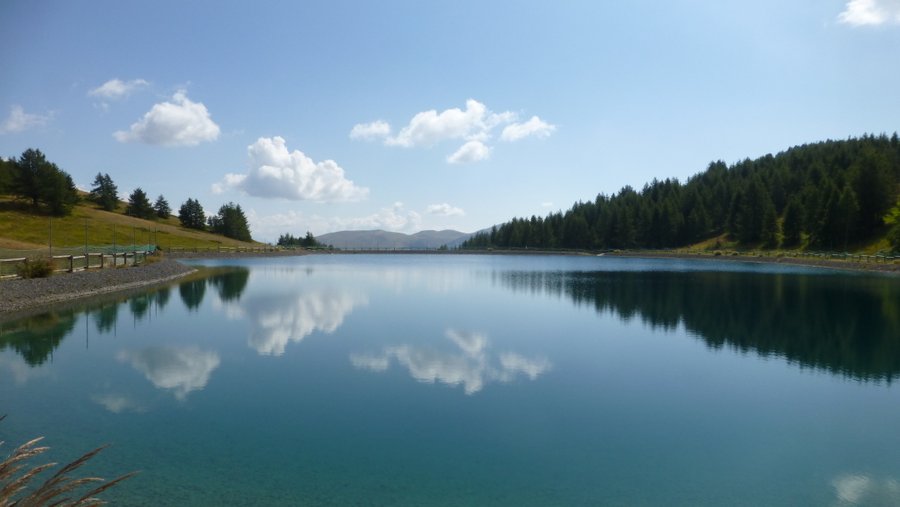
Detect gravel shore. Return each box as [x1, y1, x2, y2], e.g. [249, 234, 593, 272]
[0, 259, 196, 318]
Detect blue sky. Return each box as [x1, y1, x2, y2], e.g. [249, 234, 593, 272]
[2, 0, 899, 241]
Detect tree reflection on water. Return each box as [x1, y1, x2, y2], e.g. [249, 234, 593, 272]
[497, 269, 900, 382]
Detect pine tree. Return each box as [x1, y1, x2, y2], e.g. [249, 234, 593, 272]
[0, 158, 15, 194]
[10, 148, 78, 215]
[90, 173, 119, 211]
[781, 198, 803, 247]
[729, 178, 773, 245]
[45, 172, 79, 216]
[125, 187, 154, 219]
[850, 144, 894, 236]
[154, 195, 171, 218]
[836, 186, 860, 250]
[761, 200, 778, 248]
[10, 148, 45, 207]
[179, 198, 206, 229]
[208, 202, 251, 241]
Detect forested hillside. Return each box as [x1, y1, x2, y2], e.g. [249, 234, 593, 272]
[462, 134, 900, 252]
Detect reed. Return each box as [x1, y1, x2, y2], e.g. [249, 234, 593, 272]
[0, 416, 136, 506]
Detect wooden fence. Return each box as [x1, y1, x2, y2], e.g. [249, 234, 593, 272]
[761, 251, 898, 263]
[165, 245, 280, 254]
[0, 251, 150, 280]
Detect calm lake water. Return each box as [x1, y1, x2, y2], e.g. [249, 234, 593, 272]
[2, 254, 900, 506]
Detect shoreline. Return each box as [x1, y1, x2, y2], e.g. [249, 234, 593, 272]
[0, 250, 313, 321]
[1, 249, 897, 321]
[604, 250, 900, 275]
[0, 259, 196, 321]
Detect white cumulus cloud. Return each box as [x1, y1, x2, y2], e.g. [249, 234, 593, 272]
[500, 116, 557, 142]
[447, 140, 491, 164]
[426, 203, 465, 216]
[339, 202, 422, 231]
[216, 136, 368, 202]
[89, 78, 149, 100]
[114, 90, 220, 146]
[0, 105, 51, 134]
[352, 99, 553, 164]
[241, 202, 432, 242]
[349, 120, 391, 140]
[838, 0, 900, 25]
[386, 99, 497, 148]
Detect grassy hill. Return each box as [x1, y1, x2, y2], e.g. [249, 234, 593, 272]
[0, 195, 259, 254]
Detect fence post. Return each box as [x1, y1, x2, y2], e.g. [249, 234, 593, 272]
[68, 255, 74, 273]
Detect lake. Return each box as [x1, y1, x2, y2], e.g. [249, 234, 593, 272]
[2, 254, 900, 506]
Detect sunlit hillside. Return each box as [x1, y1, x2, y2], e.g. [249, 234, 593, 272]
[0, 195, 259, 253]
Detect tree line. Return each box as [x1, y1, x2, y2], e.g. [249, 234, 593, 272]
[462, 134, 900, 252]
[1, 148, 252, 242]
[276, 231, 325, 248]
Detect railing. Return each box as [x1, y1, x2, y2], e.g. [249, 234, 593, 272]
[0, 257, 27, 280]
[774, 251, 898, 263]
[0, 251, 150, 280]
[459, 246, 900, 263]
[165, 245, 279, 254]
[50, 251, 150, 273]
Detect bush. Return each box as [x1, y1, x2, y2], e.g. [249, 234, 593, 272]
[889, 223, 900, 254]
[18, 257, 54, 279]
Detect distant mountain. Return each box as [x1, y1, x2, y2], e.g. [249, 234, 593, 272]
[317, 229, 473, 249]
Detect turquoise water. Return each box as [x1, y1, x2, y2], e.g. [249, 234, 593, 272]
[2, 254, 900, 506]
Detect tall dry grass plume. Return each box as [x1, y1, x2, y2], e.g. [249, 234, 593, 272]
[0, 415, 136, 506]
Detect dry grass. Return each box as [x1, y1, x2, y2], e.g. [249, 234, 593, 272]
[0, 196, 259, 253]
[0, 416, 135, 506]
[683, 230, 894, 256]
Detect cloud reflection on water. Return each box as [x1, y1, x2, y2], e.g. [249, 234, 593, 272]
[0, 354, 50, 385]
[118, 346, 220, 400]
[832, 473, 900, 506]
[91, 393, 146, 414]
[350, 329, 551, 395]
[234, 289, 368, 356]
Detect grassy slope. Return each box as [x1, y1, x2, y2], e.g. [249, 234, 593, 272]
[678, 231, 891, 256]
[0, 196, 258, 251]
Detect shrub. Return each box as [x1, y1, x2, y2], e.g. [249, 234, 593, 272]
[889, 223, 900, 254]
[18, 257, 54, 279]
